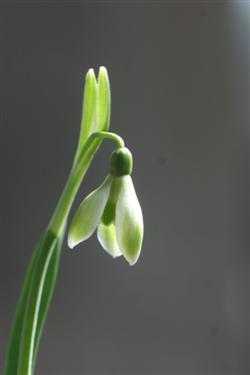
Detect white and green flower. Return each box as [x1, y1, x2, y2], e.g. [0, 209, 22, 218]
[68, 147, 143, 265]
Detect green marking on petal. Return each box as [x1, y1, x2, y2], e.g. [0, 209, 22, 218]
[101, 176, 121, 225]
[101, 200, 116, 226]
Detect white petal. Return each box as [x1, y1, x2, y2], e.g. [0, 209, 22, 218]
[97, 222, 122, 258]
[115, 176, 144, 266]
[68, 176, 112, 249]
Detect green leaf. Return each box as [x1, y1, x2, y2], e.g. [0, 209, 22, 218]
[96, 66, 111, 133]
[5, 241, 40, 375]
[32, 226, 65, 369]
[5, 228, 65, 375]
[73, 69, 98, 167]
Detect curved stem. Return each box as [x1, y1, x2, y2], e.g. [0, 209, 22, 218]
[90, 131, 125, 148]
[48, 131, 125, 237]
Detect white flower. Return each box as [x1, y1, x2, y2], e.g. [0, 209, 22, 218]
[68, 148, 143, 265]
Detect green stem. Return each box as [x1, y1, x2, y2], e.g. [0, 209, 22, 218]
[91, 131, 125, 148]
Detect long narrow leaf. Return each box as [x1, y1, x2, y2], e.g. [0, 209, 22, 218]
[9, 229, 62, 375]
[73, 69, 97, 167]
[96, 66, 111, 133]
[5, 238, 41, 375]
[5, 228, 64, 375]
[32, 226, 65, 369]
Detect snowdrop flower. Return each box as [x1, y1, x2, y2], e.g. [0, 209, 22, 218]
[68, 147, 143, 265]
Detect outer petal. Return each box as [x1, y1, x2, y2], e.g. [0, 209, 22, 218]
[97, 222, 122, 258]
[68, 176, 112, 249]
[115, 176, 144, 266]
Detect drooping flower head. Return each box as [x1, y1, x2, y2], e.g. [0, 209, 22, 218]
[68, 147, 143, 265]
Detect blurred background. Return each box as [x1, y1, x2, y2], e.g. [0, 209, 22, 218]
[0, 2, 249, 374]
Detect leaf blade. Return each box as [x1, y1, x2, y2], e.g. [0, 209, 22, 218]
[5, 228, 65, 375]
[96, 66, 111, 133]
[32, 226, 65, 369]
[5, 240, 41, 375]
[73, 69, 98, 167]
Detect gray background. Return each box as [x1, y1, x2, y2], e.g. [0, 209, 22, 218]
[0, 1, 249, 374]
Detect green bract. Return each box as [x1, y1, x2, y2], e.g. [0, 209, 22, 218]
[68, 149, 143, 266]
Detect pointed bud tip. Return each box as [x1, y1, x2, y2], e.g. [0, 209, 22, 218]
[98, 66, 109, 82]
[99, 66, 107, 73]
[84, 69, 97, 88]
[86, 68, 95, 77]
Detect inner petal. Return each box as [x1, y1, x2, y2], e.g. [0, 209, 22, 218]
[97, 222, 122, 258]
